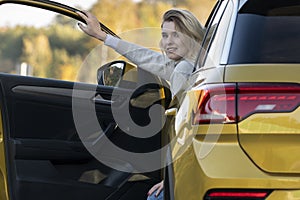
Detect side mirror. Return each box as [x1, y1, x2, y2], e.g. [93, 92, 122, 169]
[97, 60, 137, 87]
[97, 60, 126, 86]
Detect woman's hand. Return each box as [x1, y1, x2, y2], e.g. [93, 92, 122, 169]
[147, 180, 164, 197]
[76, 11, 107, 41]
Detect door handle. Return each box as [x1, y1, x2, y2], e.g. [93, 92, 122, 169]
[92, 94, 114, 105]
[165, 108, 177, 116]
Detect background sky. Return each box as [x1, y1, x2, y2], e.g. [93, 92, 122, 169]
[0, 0, 98, 27]
[54, 0, 97, 7]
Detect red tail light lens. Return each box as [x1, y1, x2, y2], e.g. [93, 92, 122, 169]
[238, 83, 300, 121]
[205, 189, 271, 200]
[193, 83, 237, 124]
[193, 83, 300, 124]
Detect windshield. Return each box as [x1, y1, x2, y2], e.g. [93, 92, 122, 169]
[228, 0, 300, 64]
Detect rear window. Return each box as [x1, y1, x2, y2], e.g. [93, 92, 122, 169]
[228, 0, 300, 64]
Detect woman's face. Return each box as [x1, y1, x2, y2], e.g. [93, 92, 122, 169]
[161, 21, 189, 61]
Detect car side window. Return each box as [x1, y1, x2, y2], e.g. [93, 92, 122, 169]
[196, 0, 230, 69]
[0, 3, 99, 84]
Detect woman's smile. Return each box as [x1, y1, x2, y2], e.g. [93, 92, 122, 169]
[161, 21, 188, 61]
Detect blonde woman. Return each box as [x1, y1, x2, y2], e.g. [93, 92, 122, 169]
[77, 8, 204, 200]
[77, 8, 204, 98]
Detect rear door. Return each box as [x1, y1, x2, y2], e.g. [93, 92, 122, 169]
[0, 1, 168, 200]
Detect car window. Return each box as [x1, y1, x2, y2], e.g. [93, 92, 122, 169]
[195, 0, 229, 69]
[228, 0, 300, 64]
[0, 3, 100, 83]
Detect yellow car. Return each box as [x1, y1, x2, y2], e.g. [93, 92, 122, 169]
[1, 0, 299, 200]
[166, 0, 300, 200]
[0, 0, 169, 199]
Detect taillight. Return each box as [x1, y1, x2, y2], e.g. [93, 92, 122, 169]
[192, 83, 300, 124]
[193, 83, 236, 124]
[238, 83, 300, 121]
[204, 189, 272, 200]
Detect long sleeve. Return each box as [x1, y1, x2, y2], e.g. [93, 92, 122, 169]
[105, 34, 174, 81]
[105, 34, 194, 97]
[169, 60, 194, 96]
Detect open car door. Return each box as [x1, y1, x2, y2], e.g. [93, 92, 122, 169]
[0, 1, 171, 200]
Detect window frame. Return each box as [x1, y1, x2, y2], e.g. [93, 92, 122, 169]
[194, 0, 229, 71]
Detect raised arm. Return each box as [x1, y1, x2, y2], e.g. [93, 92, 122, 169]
[77, 11, 174, 81]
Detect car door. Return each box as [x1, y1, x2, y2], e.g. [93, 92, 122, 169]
[0, 1, 169, 200]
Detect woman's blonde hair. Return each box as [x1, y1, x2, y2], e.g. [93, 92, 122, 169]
[159, 8, 204, 61]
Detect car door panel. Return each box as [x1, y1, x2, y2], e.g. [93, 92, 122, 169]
[0, 70, 166, 200]
[0, 74, 123, 200]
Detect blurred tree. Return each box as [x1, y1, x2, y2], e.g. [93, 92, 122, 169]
[176, 0, 216, 24]
[136, 1, 171, 27]
[88, 0, 215, 41]
[48, 15, 89, 56]
[90, 0, 138, 33]
[0, 26, 24, 73]
[52, 48, 81, 81]
[47, 15, 90, 80]
[58, 63, 80, 81]
[21, 32, 52, 77]
[0, 27, 23, 60]
[52, 15, 75, 26]
[138, 0, 216, 24]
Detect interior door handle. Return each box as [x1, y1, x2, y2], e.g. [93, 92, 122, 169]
[165, 108, 177, 116]
[92, 94, 114, 105]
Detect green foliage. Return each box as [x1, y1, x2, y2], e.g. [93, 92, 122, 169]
[47, 24, 88, 56]
[0, 27, 23, 60]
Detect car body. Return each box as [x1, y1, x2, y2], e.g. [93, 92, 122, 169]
[166, 0, 300, 200]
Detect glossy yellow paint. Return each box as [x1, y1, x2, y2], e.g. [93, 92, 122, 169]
[172, 63, 300, 200]
[225, 64, 300, 83]
[0, 109, 9, 200]
[239, 108, 300, 173]
[267, 190, 300, 200]
[173, 127, 300, 200]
